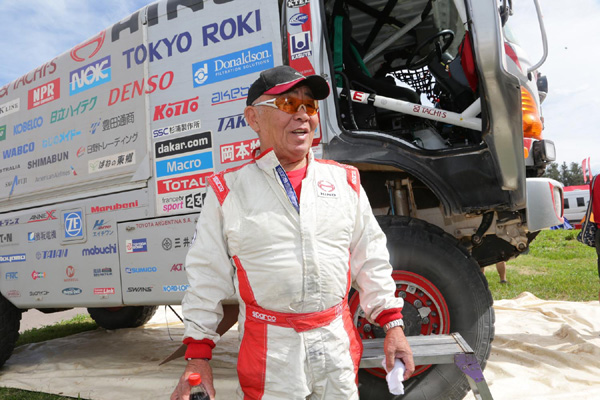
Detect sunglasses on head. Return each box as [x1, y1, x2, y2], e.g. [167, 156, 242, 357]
[253, 95, 319, 116]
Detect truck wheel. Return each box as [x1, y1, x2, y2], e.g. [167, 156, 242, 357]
[0, 294, 22, 368]
[353, 216, 494, 400]
[87, 306, 158, 330]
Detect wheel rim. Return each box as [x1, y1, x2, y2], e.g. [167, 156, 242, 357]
[349, 270, 451, 378]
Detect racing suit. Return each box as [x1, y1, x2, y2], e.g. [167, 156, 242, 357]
[182, 148, 403, 399]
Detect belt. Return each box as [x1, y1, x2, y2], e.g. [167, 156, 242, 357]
[245, 300, 348, 333]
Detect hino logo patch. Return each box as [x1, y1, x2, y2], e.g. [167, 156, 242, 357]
[317, 180, 338, 198]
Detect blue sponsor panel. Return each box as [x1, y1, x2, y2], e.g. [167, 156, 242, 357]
[0, 254, 26, 263]
[155, 152, 213, 178]
[64, 211, 83, 238]
[70, 55, 112, 95]
[126, 238, 148, 253]
[192, 42, 274, 88]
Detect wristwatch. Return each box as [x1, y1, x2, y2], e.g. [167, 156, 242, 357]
[383, 319, 404, 333]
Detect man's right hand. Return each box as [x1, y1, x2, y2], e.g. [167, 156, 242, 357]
[170, 359, 215, 400]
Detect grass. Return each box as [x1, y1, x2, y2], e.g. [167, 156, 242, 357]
[482, 229, 599, 302]
[1, 230, 598, 399]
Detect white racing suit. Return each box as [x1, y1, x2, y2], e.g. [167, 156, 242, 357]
[182, 149, 403, 399]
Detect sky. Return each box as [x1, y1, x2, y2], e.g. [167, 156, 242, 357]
[0, 0, 598, 171]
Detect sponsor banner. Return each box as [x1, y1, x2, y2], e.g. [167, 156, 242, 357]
[212, 86, 249, 105]
[28, 210, 57, 223]
[288, 0, 309, 6]
[163, 284, 190, 293]
[28, 230, 57, 241]
[152, 119, 202, 140]
[0, 253, 26, 263]
[290, 31, 312, 60]
[153, 96, 198, 122]
[14, 116, 43, 135]
[70, 56, 112, 95]
[36, 249, 68, 259]
[5, 272, 18, 280]
[123, 32, 192, 68]
[27, 151, 68, 169]
[31, 270, 46, 280]
[126, 266, 156, 274]
[125, 238, 148, 253]
[64, 211, 84, 238]
[82, 244, 117, 256]
[94, 287, 116, 295]
[127, 286, 153, 293]
[91, 200, 139, 214]
[155, 131, 212, 159]
[3, 142, 35, 160]
[93, 267, 113, 277]
[161, 236, 193, 251]
[0, 233, 14, 244]
[192, 42, 274, 88]
[28, 78, 61, 109]
[289, 12, 309, 26]
[62, 287, 82, 295]
[0, 125, 5, 141]
[109, 71, 173, 106]
[157, 172, 211, 194]
[155, 151, 213, 178]
[88, 150, 135, 174]
[220, 138, 260, 164]
[6, 290, 21, 298]
[0, 98, 20, 119]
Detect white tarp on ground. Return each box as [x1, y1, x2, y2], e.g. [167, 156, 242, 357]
[0, 292, 599, 400]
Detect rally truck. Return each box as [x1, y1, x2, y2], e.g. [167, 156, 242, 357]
[0, 0, 561, 399]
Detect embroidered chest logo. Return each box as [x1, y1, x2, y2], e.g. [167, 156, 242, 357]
[317, 180, 338, 198]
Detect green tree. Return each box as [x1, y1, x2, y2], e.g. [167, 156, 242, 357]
[545, 162, 560, 181]
[545, 161, 585, 186]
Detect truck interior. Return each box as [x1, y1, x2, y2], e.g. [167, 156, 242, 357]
[323, 0, 483, 151]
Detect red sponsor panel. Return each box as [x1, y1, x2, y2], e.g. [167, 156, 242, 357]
[220, 138, 260, 164]
[157, 172, 212, 194]
[94, 288, 116, 295]
[28, 78, 60, 110]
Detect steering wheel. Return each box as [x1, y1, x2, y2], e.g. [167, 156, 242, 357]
[405, 29, 455, 70]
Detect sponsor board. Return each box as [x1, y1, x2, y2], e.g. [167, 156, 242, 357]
[5, 272, 18, 280]
[93, 267, 113, 277]
[62, 287, 82, 295]
[3, 142, 35, 160]
[155, 131, 212, 159]
[28, 151, 68, 169]
[289, 12, 309, 26]
[28, 210, 57, 223]
[91, 200, 139, 214]
[50, 96, 97, 124]
[212, 86, 249, 105]
[157, 172, 211, 194]
[170, 263, 185, 272]
[42, 129, 81, 148]
[161, 236, 193, 251]
[82, 244, 117, 256]
[94, 287, 116, 295]
[123, 32, 192, 68]
[71, 31, 105, 62]
[29, 290, 49, 296]
[65, 265, 78, 282]
[28, 78, 61, 109]
[36, 249, 68, 259]
[133, 216, 192, 229]
[125, 266, 157, 274]
[192, 42, 274, 88]
[0, 98, 20, 119]
[163, 284, 190, 293]
[109, 71, 174, 106]
[0, 253, 26, 263]
[127, 286, 153, 293]
[102, 112, 135, 132]
[0, 125, 5, 141]
[88, 150, 135, 174]
[152, 119, 202, 140]
[290, 31, 312, 60]
[287, 0, 310, 7]
[0, 233, 13, 244]
[0, 218, 19, 226]
[64, 211, 84, 238]
[220, 138, 260, 164]
[7, 290, 21, 298]
[28, 230, 57, 241]
[14, 117, 43, 135]
[153, 96, 198, 122]
[155, 152, 213, 178]
[70, 55, 112, 95]
[125, 238, 148, 253]
[217, 113, 247, 132]
[160, 192, 206, 214]
[31, 270, 46, 280]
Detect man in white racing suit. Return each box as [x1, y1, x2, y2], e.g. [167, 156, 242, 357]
[171, 65, 414, 400]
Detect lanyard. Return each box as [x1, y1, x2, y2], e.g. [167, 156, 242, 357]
[275, 165, 300, 213]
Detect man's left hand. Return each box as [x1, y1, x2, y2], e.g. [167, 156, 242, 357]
[383, 326, 415, 380]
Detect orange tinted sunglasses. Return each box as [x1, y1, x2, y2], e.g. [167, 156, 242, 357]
[253, 95, 319, 116]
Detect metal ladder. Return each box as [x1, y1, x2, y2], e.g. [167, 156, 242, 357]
[360, 333, 494, 400]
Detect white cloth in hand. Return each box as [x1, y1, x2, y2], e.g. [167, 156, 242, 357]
[381, 357, 406, 395]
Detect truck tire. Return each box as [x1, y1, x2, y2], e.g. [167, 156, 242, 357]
[87, 306, 158, 330]
[0, 294, 22, 368]
[353, 216, 494, 400]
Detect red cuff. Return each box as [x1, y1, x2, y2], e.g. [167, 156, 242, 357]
[183, 338, 216, 360]
[375, 308, 403, 327]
